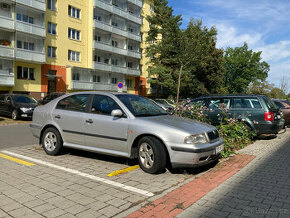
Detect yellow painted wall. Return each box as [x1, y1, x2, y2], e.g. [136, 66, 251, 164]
[45, 0, 91, 69]
[141, 0, 154, 94]
[13, 62, 42, 92]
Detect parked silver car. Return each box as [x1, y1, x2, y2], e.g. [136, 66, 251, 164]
[30, 92, 224, 174]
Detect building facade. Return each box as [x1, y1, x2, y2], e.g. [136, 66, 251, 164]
[0, 0, 153, 99]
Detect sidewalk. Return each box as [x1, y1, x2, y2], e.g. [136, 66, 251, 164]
[177, 131, 290, 218]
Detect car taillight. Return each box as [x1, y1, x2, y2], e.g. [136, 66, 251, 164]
[264, 112, 274, 121]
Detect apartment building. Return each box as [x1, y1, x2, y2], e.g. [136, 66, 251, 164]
[0, 0, 153, 98]
[0, 0, 46, 98]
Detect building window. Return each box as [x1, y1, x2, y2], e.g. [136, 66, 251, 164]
[95, 35, 101, 41]
[126, 79, 132, 88]
[150, 4, 154, 13]
[47, 0, 56, 11]
[48, 22, 56, 35]
[128, 27, 134, 33]
[68, 5, 80, 19]
[111, 78, 117, 84]
[68, 50, 80, 62]
[128, 45, 133, 50]
[111, 40, 118, 47]
[95, 16, 102, 21]
[127, 62, 133, 68]
[48, 46, 56, 58]
[112, 21, 118, 27]
[16, 13, 34, 24]
[72, 73, 79, 81]
[16, 41, 34, 51]
[68, 28, 80, 40]
[93, 75, 101, 83]
[17, 66, 34, 80]
[111, 59, 118, 66]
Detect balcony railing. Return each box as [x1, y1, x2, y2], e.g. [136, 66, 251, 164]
[93, 62, 140, 76]
[0, 16, 14, 30]
[94, 0, 142, 24]
[15, 21, 46, 37]
[93, 20, 141, 42]
[0, 73, 14, 86]
[15, 49, 45, 63]
[93, 41, 141, 59]
[71, 80, 127, 92]
[0, 46, 15, 59]
[128, 0, 142, 8]
[14, 0, 46, 11]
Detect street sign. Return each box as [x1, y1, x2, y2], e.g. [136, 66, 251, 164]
[117, 82, 124, 92]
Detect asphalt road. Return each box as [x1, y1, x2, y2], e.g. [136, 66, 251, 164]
[0, 124, 38, 149]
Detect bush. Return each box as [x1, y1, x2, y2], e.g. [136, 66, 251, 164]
[176, 102, 255, 158]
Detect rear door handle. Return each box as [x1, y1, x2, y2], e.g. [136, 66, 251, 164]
[86, 119, 93, 124]
[55, 115, 61, 119]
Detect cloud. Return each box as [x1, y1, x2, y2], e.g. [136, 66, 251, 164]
[256, 41, 290, 62]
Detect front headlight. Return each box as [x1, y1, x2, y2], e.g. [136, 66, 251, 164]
[184, 134, 208, 144]
[20, 107, 31, 113]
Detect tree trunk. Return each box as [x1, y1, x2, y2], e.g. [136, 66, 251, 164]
[176, 65, 183, 107]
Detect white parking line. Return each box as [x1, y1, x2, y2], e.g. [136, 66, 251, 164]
[1, 150, 154, 197]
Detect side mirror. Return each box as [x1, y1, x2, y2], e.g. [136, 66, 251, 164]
[111, 109, 124, 117]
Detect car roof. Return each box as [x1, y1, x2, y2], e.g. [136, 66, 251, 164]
[65, 91, 137, 96]
[196, 94, 267, 99]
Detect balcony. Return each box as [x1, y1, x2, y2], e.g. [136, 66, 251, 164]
[94, 0, 142, 25]
[14, 0, 46, 11]
[15, 49, 45, 63]
[93, 62, 140, 76]
[93, 41, 141, 59]
[71, 80, 127, 92]
[15, 21, 46, 37]
[128, 0, 142, 8]
[93, 20, 141, 42]
[0, 73, 14, 86]
[0, 46, 14, 59]
[0, 16, 14, 30]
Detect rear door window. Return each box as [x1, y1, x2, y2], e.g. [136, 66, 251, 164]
[232, 97, 262, 109]
[56, 94, 90, 112]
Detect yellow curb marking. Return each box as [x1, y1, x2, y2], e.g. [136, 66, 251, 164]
[107, 165, 140, 177]
[0, 153, 35, 166]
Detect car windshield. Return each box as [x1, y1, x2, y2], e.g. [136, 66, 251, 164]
[155, 99, 168, 105]
[13, 95, 37, 104]
[116, 94, 168, 117]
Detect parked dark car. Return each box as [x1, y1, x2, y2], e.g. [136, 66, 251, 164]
[272, 99, 290, 126]
[0, 94, 38, 120]
[188, 95, 285, 135]
[39, 92, 65, 105]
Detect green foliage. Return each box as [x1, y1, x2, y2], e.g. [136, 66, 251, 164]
[176, 103, 255, 158]
[146, 1, 225, 98]
[247, 80, 274, 95]
[224, 43, 270, 94]
[268, 87, 287, 99]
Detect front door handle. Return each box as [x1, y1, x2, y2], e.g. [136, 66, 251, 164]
[55, 115, 61, 119]
[86, 119, 93, 124]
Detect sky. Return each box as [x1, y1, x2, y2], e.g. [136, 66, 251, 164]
[167, 0, 290, 88]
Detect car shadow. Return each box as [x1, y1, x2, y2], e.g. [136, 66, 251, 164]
[256, 134, 277, 140]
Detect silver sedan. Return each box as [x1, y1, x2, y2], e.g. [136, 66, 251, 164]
[30, 92, 224, 174]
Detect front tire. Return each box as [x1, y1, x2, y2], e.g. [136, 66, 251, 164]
[137, 136, 167, 174]
[42, 127, 63, 155]
[11, 109, 18, 120]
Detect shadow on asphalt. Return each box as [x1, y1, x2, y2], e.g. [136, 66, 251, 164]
[64, 147, 219, 175]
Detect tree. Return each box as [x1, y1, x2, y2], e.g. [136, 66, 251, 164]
[247, 80, 274, 95]
[146, 1, 225, 101]
[224, 43, 269, 94]
[279, 74, 289, 96]
[268, 87, 286, 99]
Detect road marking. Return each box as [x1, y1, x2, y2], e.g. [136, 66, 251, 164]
[0, 152, 35, 166]
[1, 150, 154, 197]
[107, 165, 140, 177]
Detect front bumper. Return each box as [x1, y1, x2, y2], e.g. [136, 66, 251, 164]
[168, 138, 224, 168]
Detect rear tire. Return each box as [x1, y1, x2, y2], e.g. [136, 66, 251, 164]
[137, 136, 167, 174]
[42, 127, 63, 156]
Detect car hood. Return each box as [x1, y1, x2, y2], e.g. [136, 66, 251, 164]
[139, 115, 215, 134]
[14, 103, 38, 108]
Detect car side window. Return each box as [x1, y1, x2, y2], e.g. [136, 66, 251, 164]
[56, 94, 89, 112]
[91, 95, 121, 116]
[208, 98, 230, 110]
[274, 101, 285, 108]
[232, 97, 262, 109]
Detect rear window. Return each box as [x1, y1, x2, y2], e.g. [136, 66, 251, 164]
[232, 97, 262, 109]
[262, 96, 278, 110]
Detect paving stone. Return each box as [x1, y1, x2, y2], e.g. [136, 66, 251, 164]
[76, 209, 101, 218]
[42, 208, 66, 217]
[64, 204, 88, 215]
[99, 205, 121, 217]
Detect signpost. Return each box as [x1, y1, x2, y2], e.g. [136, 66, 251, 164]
[117, 82, 124, 92]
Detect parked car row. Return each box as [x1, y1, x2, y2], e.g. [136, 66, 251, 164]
[185, 95, 286, 135]
[0, 93, 65, 120]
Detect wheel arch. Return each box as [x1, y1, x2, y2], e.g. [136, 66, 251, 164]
[39, 124, 62, 145]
